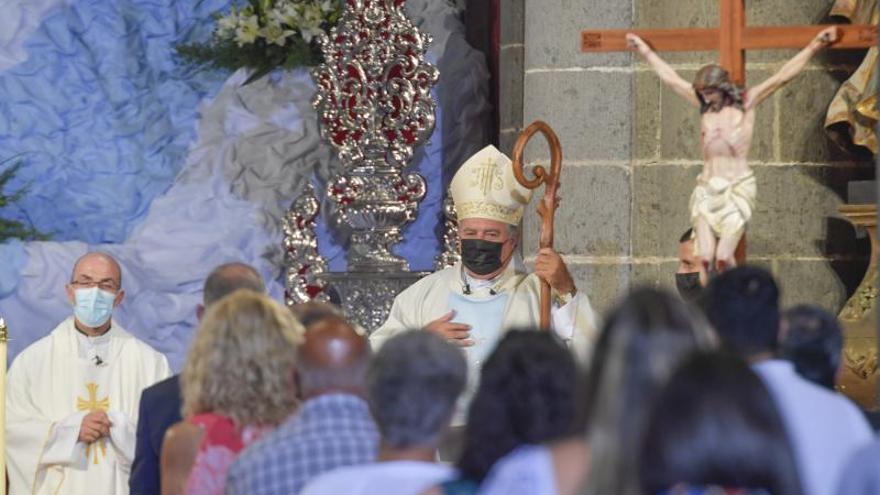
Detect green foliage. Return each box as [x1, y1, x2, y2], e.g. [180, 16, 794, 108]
[177, 36, 321, 85]
[0, 158, 48, 243]
[176, 0, 343, 85]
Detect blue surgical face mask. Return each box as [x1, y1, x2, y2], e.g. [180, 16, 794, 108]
[73, 287, 117, 328]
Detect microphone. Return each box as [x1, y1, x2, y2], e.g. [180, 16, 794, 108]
[463, 283, 471, 295]
[489, 288, 497, 296]
[94, 355, 104, 366]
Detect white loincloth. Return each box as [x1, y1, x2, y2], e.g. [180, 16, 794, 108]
[689, 171, 756, 255]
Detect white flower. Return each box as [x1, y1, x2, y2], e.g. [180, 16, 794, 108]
[266, 6, 287, 26]
[298, 4, 325, 43]
[261, 21, 295, 46]
[319, 0, 335, 14]
[216, 11, 240, 39]
[274, 3, 301, 28]
[235, 14, 261, 46]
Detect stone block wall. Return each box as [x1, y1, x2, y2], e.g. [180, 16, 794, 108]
[499, 0, 525, 154]
[501, 0, 873, 315]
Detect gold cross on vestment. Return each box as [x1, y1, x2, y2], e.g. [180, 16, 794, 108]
[76, 382, 109, 465]
[580, 0, 875, 85]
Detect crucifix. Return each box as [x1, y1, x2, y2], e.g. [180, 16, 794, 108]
[580, 0, 875, 85]
[581, 0, 874, 274]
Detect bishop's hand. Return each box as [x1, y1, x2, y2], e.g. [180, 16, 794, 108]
[425, 310, 474, 347]
[79, 410, 113, 444]
[535, 247, 576, 296]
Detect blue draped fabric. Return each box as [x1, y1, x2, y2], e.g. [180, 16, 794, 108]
[0, 0, 483, 368]
[0, 0, 229, 243]
[0, 240, 26, 298]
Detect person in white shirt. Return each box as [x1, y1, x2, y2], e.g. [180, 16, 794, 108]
[835, 440, 880, 495]
[6, 251, 171, 495]
[300, 330, 467, 495]
[702, 266, 872, 495]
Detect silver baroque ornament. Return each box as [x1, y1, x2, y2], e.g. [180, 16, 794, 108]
[312, 0, 438, 272]
[434, 192, 460, 270]
[316, 272, 425, 331]
[282, 183, 330, 305]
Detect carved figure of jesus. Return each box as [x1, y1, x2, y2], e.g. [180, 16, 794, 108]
[627, 26, 838, 273]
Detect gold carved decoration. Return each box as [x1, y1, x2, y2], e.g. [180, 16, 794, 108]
[837, 204, 878, 410]
[841, 283, 878, 321]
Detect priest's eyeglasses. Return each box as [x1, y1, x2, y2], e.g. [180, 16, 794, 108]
[70, 278, 120, 293]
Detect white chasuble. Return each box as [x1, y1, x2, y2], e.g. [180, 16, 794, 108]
[6, 317, 171, 495]
[371, 262, 600, 426]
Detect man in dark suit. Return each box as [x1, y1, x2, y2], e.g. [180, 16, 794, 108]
[129, 262, 266, 495]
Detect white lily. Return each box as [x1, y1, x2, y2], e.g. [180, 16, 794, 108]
[298, 4, 325, 43]
[261, 21, 295, 46]
[216, 11, 240, 38]
[235, 14, 261, 46]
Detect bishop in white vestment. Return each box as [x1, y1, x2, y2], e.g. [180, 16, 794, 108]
[6, 252, 171, 494]
[371, 145, 599, 425]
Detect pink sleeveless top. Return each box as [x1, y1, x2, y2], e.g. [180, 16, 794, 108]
[185, 413, 269, 495]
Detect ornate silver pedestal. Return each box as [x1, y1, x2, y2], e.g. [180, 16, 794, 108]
[283, 184, 428, 332]
[317, 272, 428, 331]
[313, 0, 438, 273]
[434, 194, 460, 270]
[284, 0, 440, 332]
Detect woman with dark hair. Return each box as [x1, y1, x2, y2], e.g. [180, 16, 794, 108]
[439, 329, 578, 493]
[780, 304, 843, 390]
[580, 287, 715, 495]
[641, 352, 803, 495]
[450, 287, 713, 495]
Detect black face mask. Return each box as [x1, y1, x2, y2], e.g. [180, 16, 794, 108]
[461, 238, 505, 276]
[675, 272, 702, 302]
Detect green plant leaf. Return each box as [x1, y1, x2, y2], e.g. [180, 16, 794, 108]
[0, 157, 49, 242]
[243, 65, 275, 85]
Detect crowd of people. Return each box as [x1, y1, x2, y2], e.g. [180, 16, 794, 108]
[7, 249, 879, 495]
[5, 146, 876, 495]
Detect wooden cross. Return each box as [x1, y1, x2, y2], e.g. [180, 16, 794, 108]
[580, 0, 876, 85]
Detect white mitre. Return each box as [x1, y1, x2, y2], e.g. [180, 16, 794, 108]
[450, 145, 533, 225]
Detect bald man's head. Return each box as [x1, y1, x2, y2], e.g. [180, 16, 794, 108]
[202, 262, 265, 307]
[297, 315, 370, 398]
[66, 252, 126, 330]
[70, 252, 123, 289]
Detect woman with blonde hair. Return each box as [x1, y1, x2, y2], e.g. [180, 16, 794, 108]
[161, 290, 305, 495]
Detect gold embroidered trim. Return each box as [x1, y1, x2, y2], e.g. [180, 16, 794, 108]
[456, 202, 521, 224]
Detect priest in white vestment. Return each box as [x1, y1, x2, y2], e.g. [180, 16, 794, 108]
[6, 252, 171, 495]
[370, 145, 600, 425]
